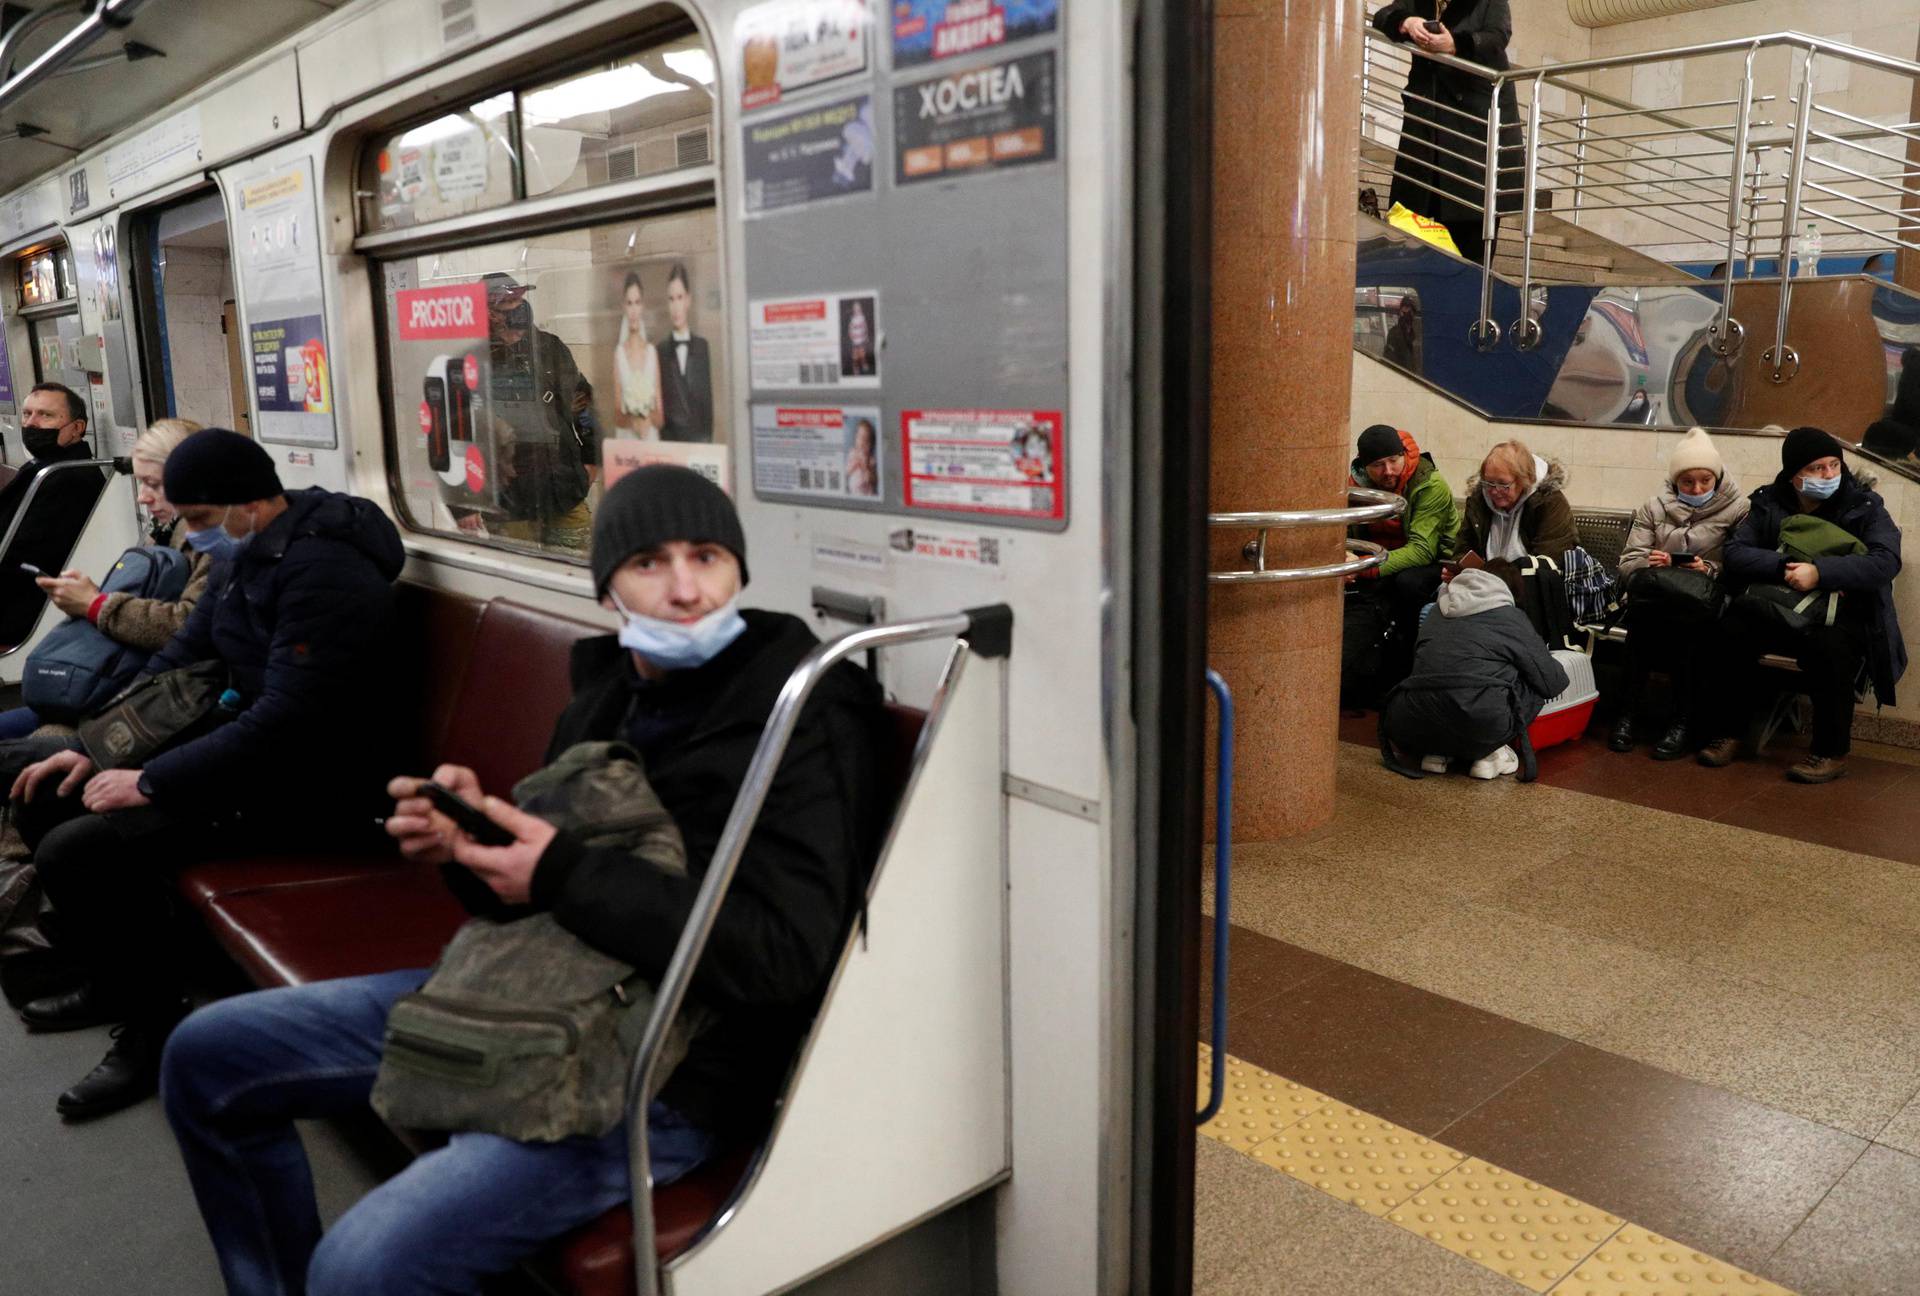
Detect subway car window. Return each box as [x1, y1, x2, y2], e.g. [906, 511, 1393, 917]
[520, 35, 715, 196]
[363, 92, 518, 233]
[379, 206, 727, 561]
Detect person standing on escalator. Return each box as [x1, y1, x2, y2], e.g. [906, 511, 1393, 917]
[1370, 0, 1523, 266]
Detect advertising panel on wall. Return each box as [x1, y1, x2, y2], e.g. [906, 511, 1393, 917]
[0, 330, 15, 408]
[737, 0, 871, 109]
[392, 282, 501, 514]
[894, 50, 1057, 184]
[891, 0, 1059, 67]
[604, 439, 732, 493]
[232, 159, 338, 448]
[901, 407, 1063, 519]
[748, 291, 880, 389]
[751, 403, 883, 499]
[742, 95, 876, 215]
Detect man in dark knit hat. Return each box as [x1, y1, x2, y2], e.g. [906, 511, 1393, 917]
[1342, 423, 1459, 703]
[1696, 426, 1905, 783]
[10, 428, 406, 1117]
[159, 465, 886, 1294]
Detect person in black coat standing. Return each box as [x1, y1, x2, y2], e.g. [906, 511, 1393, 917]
[1697, 427, 1905, 784]
[1370, 0, 1523, 265]
[157, 466, 887, 1294]
[0, 382, 108, 647]
[657, 261, 715, 443]
[9, 429, 406, 1119]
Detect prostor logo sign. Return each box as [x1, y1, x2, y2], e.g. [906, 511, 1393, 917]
[396, 284, 489, 341]
[917, 60, 1026, 118]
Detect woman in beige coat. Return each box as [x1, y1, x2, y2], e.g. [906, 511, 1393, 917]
[1609, 426, 1750, 758]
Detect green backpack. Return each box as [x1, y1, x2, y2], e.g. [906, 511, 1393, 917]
[1734, 514, 1866, 632]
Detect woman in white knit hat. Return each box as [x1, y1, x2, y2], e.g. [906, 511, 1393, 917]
[1608, 426, 1750, 758]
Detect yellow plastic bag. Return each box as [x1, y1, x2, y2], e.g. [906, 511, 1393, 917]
[1386, 202, 1462, 257]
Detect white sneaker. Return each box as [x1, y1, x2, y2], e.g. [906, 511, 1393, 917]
[1494, 745, 1519, 776]
[1420, 754, 1449, 774]
[1467, 756, 1499, 780]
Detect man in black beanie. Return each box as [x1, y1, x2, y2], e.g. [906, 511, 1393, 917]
[1343, 423, 1459, 704]
[158, 465, 888, 1293]
[10, 427, 407, 1116]
[1696, 426, 1906, 783]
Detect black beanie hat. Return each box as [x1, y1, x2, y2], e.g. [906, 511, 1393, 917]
[163, 428, 284, 505]
[591, 466, 748, 596]
[1356, 424, 1404, 465]
[1781, 426, 1844, 478]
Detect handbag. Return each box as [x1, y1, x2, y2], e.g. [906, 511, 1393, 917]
[1729, 514, 1866, 636]
[76, 660, 234, 770]
[1625, 565, 1725, 625]
[370, 743, 711, 1142]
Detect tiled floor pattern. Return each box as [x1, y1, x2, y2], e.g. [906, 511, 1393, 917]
[1198, 1046, 1792, 1295]
[1202, 740, 1920, 1293]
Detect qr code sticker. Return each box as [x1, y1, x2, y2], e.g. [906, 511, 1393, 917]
[978, 538, 1000, 566]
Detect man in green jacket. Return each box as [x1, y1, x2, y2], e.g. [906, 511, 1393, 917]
[1343, 425, 1461, 701]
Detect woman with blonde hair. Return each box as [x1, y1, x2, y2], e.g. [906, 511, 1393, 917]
[1455, 438, 1576, 583]
[0, 419, 214, 738]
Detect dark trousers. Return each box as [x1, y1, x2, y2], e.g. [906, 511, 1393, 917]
[1444, 220, 1486, 267]
[1622, 607, 1710, 726]
[1703, 605, 1869, 757]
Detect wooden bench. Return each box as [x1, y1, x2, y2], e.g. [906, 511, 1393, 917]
[171, 581, 927, 1295]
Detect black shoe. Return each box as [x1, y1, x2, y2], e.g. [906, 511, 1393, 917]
[1651, 724, 1691, 761]
[1607, 715, 1635, 752]
[56, 1013, 178, 1121]
[20, 984, 119, 1033]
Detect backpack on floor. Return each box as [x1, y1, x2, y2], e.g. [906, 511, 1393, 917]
[1340, 588, 1396, 705]
[21, 546, 192, 720]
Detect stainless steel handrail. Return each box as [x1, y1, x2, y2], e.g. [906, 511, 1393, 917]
[1208, 487, 1405, 585]
[0, 457, 122, 656]
[626, 607, 1013, 1295]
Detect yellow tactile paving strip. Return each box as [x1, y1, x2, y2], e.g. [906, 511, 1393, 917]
[1197, 1045, 1798, 1295]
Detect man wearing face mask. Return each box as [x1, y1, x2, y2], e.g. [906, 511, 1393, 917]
[158, 465, 887, 1294]
[9, 428, 405, 1118]
[1697, 426, 1905, 783]
[0, 382, 109, 647]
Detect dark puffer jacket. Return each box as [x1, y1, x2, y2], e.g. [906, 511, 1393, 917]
[524, 610, 886, 1135]
[1722, 467, 1906, 705]
[139, 488, 406, 812]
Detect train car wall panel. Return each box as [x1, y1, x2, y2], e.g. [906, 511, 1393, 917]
[196, 55, 307, 179]
[0, 181, 62, 251]
[64, 215, 139, 455]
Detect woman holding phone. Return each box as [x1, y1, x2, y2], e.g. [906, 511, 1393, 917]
[1608, 427, 1748, 758]
[1369, 0, 1522, 265]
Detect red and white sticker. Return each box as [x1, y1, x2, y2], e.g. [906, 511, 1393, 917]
[462, 353, 480, 390]
[396, 284, 488, 341]
[418, 400, 435, 439]
[902, 408, 1063, 520]
[464, 443, 487, 493]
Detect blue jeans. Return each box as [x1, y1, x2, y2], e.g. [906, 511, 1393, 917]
[160, 969, 716, 1296]
[0, 705, 42, 740]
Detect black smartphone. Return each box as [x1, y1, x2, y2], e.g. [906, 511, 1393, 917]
[423, 374, 450, 473]
[418, 781, 515, 847]
[1423, 18, 1444, 32]
[17, 562, 43, 577]
[1668, 551, 1696, 564]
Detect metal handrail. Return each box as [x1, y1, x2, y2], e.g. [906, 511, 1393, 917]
[626, 606, 1014, 1295]
[0, 457, 122, 656]
[1196, 669, 1233, 1128]
[1207, 487, 1404, 586]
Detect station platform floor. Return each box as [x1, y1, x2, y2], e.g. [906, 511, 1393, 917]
[1195, 727, 1920, 1295]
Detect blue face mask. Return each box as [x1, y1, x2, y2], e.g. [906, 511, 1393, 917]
[612, 593, 747, 671]
[1799, 473, 1841, 501]
[183, 527, 240, 561]
[1676, 487, 1714, 508]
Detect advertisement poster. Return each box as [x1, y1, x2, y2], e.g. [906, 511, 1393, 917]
[895, 49, 1056, 184]
[234, 159, 337, 448]
[742, 94, 875, 215]
[892, 0, 1059, 68]
[738, 0, 870, 110]
[902, 408, 1063, 519]
[251, 315, 331, 415]
[886, 524, 1005, 572]
[91, 224, 121, 323]
[392, 282, 499, 512]
[603, 439, 732, 493]
[0, 329, 14, 407]
[749, 291, 880, 389]
[751, 403, 882, 499]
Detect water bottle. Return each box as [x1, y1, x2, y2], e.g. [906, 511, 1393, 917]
[1797, 221, 1821, 277]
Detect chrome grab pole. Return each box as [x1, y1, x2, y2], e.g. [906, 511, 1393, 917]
[1511, 74, 1545, 351]
[0, 458, 124, 657]
[1209, 487, 1404, 585]
[1767, 48, 1817, 384]
[1472, 87, 1504, 351]
[1710, 44, 1759, 358]
[626, 608, 1013, 1296]
[1571, 100, 1590, 226]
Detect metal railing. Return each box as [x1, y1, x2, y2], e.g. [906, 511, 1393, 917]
[1208, 486, 1405, 584]
[1361, 18, 1920, 381]
[0, 456, 120, 655]
[626, 605, 1013, 1294]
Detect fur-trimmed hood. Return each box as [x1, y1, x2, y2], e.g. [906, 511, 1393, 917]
[1465, 455, 1569, 500]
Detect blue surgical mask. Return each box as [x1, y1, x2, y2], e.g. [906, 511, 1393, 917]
[1677, 487, 1714, 508]
[612, 593, 747, 670]
[1799, 473, 1841, 501]
[184, 527, 240, 561]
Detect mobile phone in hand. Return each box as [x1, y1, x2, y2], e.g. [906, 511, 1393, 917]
[1423, 19, 1444, 32]
[1668, 551, 1696, 564]
[18, 562, 43, 577]
[418, 781, 516, 847]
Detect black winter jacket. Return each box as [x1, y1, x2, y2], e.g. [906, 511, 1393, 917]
[1722, 469, 1907, 705]
[0, 443, 107, 647]
[139, 488, 406, 812]
[1384, 587, 1568, 759]
[523, 610, 886, 1134]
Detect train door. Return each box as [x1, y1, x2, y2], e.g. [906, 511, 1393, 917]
[9, 240, 88, 459]
[128, 190, 247, 433]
